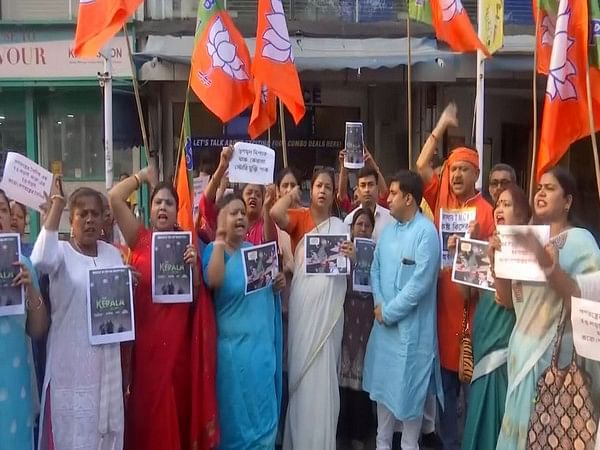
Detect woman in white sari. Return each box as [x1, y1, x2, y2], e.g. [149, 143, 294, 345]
[271, 168, 348, 450]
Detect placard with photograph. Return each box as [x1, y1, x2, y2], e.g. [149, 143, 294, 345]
[439, 207, 476, 268]
[305, 234, 350, 275]
[241, 242, 279, 295]
[344, 122, 364, 169]
[494, 225, 550, 282]
[352, 238, 376, 293]
[87, 267, 135, 345]
[0, 233, 24, 317]
[451, 238, 495, 292]
[152, 231, 193, 303]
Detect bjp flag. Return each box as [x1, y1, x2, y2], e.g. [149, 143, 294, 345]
[429, 0, 490, 56]
[190, 0, 254, 123]
[175, 102, 196, 244]
[248, 0, 305, 138]
[533, 0, 559, 74]
[536, 0, 600, 180]
[73, 0, 142, 58]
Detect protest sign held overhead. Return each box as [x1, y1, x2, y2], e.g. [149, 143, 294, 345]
[0, 152, 53, 212]
[229, 142, 275, 185]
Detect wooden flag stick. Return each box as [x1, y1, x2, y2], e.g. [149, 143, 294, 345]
[585, 64, 600, 201]
[529, 6, 540, 202]
[123, 25, 151, 163]
[279, 100, 289, 168]
[407, 15, 413, 169]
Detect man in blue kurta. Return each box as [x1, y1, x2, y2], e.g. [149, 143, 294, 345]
[363, 169, 443, 450]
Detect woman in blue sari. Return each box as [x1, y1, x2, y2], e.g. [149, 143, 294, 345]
[203, 192, 284, 450]
[0, 189, 48, 449]
[495, 167, 600, 449]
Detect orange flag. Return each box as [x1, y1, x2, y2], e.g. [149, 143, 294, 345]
[248, 0, 305, 138]
[533, 0, 558, 74]
[73, 0, 142, 58]
[430, 0, 490, 56]
[175, 143, 196, 245]
[190, 0, 254, 123]
[536, 0, 600, 180]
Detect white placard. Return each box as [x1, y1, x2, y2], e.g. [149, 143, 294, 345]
[87, 267, 135, 345]
[494, 225, 550, 282]
[305, 233, 350, 276]
[241, 242, 279, 296]
[0, 233, 24, 317]
[571, 296, 600, 361]
[0, 152, 53, 212]
[451, 238, 495, 292]
[151, 231, 194, 303]
[192, 173, 210, 222]
[439, 208, 477, 268]
[229, 142, 275, 185]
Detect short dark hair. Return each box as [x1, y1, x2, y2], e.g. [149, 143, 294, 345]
[68, 187, 104, 220]
[351, 207, 375, 230]
[357, 166, 379, 184]
[389, 170, 423, 205]
[311, 168, 335, 190]
[490, 163, 517, 183]
[150, 182, 179, 211]
[216, 192, 245, 212]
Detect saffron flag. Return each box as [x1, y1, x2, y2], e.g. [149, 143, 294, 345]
[533, 0, 559, 74]
[426, 0, 490, 56]
[73, 0, 141, 58]
[536, 0, 600, 180]
[248, 0, 305, 139]
[190, 0, 254, 123]
[590, 0, 600, 68]
[175, 102, 196, 244]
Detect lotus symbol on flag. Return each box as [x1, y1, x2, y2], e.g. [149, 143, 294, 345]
[541, 13, 556, 47]
[441, 0, 464, 22]
[207, 17, 249, 81]
[262, 0, 294, 63]
[546, 3, 577, 101]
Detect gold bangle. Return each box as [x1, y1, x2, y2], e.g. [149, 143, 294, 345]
[26, 295, 43, 311]
[50, 194, 65, 202]
[133, 174, 141, 189]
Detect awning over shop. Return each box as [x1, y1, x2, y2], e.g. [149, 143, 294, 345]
[135, 34, 536, 79]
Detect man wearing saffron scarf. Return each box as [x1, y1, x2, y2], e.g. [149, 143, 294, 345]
[416, 103, 494, 450]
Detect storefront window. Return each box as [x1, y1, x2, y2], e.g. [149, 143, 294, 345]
[0, 91, 26, 156]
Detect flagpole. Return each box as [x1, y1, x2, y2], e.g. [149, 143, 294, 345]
[475, 0, 485, 190]
[407, 15, 413, 170]
[279, 100, 289, 168]
[529, 1, 540, 202]
[123, 25, 151, 163]
[585, 64, 600, 201]
[100, 50, 114, 190]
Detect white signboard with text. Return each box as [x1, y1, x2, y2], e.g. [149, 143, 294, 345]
[0, 152, 53, 212]
[229, 142, 275, 185]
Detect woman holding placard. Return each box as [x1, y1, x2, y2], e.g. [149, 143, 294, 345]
[270, 168, 348, 450]
[0, 189, 48, 450]
[459, 185, 530, 450]
[494, 167, 600, 450]
[109, 168, 217, 450]
[31, 181, 125, 450]
[338, 207, 376, 449]
[203, 192, 285, 449]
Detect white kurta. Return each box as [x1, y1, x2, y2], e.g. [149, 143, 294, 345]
[31, 228, 124, 450]
[283, 217, 347, 450]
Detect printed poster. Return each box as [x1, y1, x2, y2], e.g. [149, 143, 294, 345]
[439, 208, 476, 268]
[229, 142, 275, 185]
[344, 122, 365, 169]
[152, 231, 193, 303]
[305, 234, 350, 276]
[451, 238, 495, 292]
[353, 238, 376, 293]
[0, 152, 53, 212]
[0, 233, 24, 317]
[241, 242, 279, 295]
[87, 267, 135, 345]
[494, 225, 550, 282]
[571, 296, 600, 361]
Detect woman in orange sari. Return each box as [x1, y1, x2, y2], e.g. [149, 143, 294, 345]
[109, 166, 218, 450]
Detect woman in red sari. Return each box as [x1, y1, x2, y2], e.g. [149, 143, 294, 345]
[109, 166, 218, 450]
